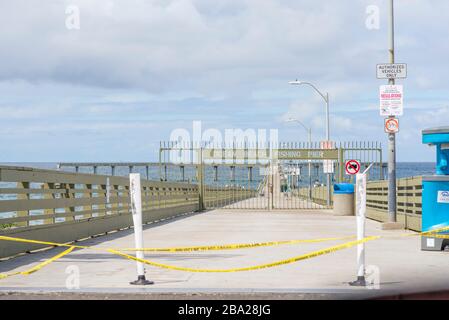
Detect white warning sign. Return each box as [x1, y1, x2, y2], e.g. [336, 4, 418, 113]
[380, 85, 403, 116]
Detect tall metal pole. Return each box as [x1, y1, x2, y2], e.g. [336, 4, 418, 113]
[286, 118, 313, 199]
[325, 93, 331, 207]
[308, 128, 312, 200]
[387, 0, 397, 223]
[288, 81, 332, 206]
[325, 93, 330, 141]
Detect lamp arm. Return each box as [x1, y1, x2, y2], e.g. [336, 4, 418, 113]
[300, 82, 328, 102]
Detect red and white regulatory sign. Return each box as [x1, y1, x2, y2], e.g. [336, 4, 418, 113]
[380, 85, 403, 116]
[385, 118, 399, 133]
[345, 160, 361, 175]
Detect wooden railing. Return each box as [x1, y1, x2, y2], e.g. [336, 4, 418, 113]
[0, 166, 198, 228]
[0, 165, 199, 258]
[294, 176, 423, 231]
[296, 186, 333, 207]
[366, 176, 422, 215]
[366, 176, 422, 231]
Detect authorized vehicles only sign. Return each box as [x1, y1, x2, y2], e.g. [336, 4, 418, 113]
[377, 63, 407, 79]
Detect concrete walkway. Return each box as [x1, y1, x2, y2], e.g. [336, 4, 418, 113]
[0, 209, 448, 299]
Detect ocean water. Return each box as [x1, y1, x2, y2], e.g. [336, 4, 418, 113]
[395, 162, 435, 178]
[0, 162, 436, 222]
[0, 162, 436, 182]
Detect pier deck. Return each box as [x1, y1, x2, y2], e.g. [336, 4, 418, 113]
[0, 209, 448, 299]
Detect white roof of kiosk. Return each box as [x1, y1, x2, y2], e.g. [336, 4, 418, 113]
[423, 126, 449, 135]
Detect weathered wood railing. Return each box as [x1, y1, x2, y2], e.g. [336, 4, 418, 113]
[295, 176, 423, 231]
[0, 165, 199, 258]
[296, 186, 333, 207]
[366, 176, 422, 231]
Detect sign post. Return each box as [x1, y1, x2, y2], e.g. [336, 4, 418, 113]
[320, 141, 335, 207]
[378, 0, 404, 229]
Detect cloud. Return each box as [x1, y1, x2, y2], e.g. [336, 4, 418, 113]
[413, 106, 449, 127]
[0, 0, 449, 161]
[0, 1, 368, 93]
[1, 0, 449, 96]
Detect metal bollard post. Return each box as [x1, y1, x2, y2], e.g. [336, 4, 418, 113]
[350, 164, 373, 287]
[129, 173, 153, 285]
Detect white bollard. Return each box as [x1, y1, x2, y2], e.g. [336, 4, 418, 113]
[352, 173, 367, 286]
[350, 164, 372, 287]
[129, 173, 153, 285]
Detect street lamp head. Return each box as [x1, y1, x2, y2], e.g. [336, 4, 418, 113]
[289, 80, 303, 85]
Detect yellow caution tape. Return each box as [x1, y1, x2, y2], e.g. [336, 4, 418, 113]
[0, 223, 447, 278]
[0, 234, 360, 278]
[20, 246, 75, 275]
[395, 225, 449, 238]
[0, 224, 447, 254]
[0, 271, 20, 280]
[0, 235, 87, 250]
[107, 236, 380, 273]
[421, 225, 449, 235]
[428, 234, 449, 240]
[117, 236, 357, 252]
[0, 235, 355, 253]
[0, 246, 75, 280]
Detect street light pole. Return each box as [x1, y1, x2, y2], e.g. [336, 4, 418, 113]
[289, 81, 331, 206]
[387, 0, 397, 223]
[325, 92, 331, 206]
[286, 118, 313, 199]
[325, 92, 330, 142]
[307, 127, 313, 200]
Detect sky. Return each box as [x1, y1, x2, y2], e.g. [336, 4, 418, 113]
[1, 0, 448, 162]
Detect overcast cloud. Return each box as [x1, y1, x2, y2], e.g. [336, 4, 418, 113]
[0, 0, 448, 161]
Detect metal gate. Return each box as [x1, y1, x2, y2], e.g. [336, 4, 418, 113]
[159, 142, 384, 210]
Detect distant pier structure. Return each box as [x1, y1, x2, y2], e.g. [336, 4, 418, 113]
[56, 162, 264, 183]
[58, 162, 157, 179]
[58, 161, 388, 182]
[57, 162, 195, 181]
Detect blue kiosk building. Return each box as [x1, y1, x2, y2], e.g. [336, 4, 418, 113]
[422, 126, 449, 251]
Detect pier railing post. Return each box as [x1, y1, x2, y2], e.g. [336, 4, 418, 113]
[198, 148, 205, 211]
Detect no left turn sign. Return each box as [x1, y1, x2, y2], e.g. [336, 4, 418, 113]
[345, 160, 361, 175]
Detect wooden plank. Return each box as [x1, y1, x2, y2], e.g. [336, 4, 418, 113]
[366, 177, 423, 222]
[15, 182, 29, 228]
[64, 183, 75, 222]
[42, 182, 55, 225]
[0, 167, 109, 185]
[0, 203, 199, 258]
[0, 195, 131, 212]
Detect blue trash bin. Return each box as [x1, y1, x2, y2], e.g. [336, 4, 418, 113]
[333, 183, 355, 216]
[334, 183, 355, 195]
